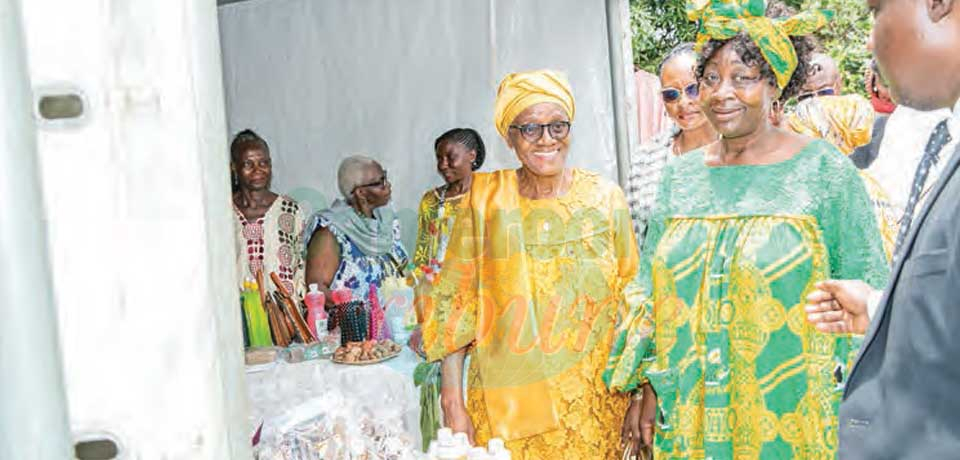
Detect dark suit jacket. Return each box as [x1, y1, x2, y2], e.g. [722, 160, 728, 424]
[840, 141, 960, 459]
[850, 115, 889, 169]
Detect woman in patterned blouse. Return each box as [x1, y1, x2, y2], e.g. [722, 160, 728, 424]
[231, 129, 307, 302]
[626, 43, 718, 248]
[410, 128, 486, 316]
[408, 128, 486, 449]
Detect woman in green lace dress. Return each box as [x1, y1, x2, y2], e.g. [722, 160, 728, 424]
[605, 2, 889, 459]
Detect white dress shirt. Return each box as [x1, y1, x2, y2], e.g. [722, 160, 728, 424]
[866, 100, 960, 319]
[867, 106, 957, 221]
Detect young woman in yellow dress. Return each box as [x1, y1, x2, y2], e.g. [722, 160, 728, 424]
[410, 128, 485, 450]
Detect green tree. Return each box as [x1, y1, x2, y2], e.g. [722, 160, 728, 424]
[630, 0, 871, 96]
[630, 1, 697, 74]
[800, 0, 873, 95]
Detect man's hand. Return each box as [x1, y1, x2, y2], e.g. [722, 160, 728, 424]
[805, 280, 875, 334]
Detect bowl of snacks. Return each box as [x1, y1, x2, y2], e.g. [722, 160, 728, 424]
[332, 339, 403, 365]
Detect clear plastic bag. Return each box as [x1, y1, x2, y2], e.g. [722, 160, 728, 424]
[254, 366, 419, 459]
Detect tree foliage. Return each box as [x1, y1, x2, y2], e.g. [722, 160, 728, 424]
[630, 0, 871, 96]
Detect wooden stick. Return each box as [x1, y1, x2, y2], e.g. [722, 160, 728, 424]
[270, 272, 317, 344]
[276, 288, 316, 344]
[272, 291, 300, 343]
[255, 269, 286, 346]
[269, 271, 295, 299]
[264, 295, 290, 347]
[263, 297, 283, 347]
[254, 269, 269, 316]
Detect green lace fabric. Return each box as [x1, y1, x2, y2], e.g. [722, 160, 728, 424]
[605, 139, 889, 459]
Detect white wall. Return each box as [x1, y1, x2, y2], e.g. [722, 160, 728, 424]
[218, 0, 622, 249]
[20, 0, 250, 458]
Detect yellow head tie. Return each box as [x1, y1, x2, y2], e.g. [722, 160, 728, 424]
[493, 70, 575, 139]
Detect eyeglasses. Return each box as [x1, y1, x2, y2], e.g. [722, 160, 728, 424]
[352, 170, 389, 192]
[509, 121, 571, 142]
[661, 83, 700, 103]
[797, 88, 835, 102]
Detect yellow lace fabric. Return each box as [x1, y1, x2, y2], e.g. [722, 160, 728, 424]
[468, 333, 629, 459]
[421, 169, 638, 455]
[860, 172, 897, 261]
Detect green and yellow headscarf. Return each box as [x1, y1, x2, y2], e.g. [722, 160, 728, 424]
[686, 0, 833, 89]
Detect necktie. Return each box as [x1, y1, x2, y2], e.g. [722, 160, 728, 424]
[893, 119, 953, 258]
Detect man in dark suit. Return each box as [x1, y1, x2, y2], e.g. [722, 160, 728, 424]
[803, 0, 960, 458]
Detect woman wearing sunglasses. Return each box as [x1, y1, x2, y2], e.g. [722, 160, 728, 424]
[419, 70, 639, 458]
[606, 2, 887, 459]
[626, 43, 718, 248]
[305, 155, 409, 313]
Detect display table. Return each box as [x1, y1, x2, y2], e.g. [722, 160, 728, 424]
[246, 348, 422, 458]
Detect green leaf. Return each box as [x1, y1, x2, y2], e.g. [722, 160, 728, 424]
[414, 361, 429, 386]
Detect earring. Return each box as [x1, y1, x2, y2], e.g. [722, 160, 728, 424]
[231, 171, 239, 188]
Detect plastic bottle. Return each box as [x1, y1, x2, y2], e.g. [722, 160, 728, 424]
[305, 283, 326, 337]
[304, 283, 332, 358]
[384, 282, 412, 345]
[241, 278, 272, 347]
[487, 438, 510, 460]
[436, 428, 452, 443]
[466, 447, 491, 460]
[434, 428, 467, 460]
[424, 440, 438, 459]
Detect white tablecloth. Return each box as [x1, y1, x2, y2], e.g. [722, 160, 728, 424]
[246, 348, 422, 452]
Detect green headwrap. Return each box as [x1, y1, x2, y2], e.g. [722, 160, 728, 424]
[686, 0, 833, 89]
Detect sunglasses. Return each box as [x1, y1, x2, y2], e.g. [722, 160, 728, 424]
[509, 121, 571, 142]
[797, 88, 835, 102]
[661, 83, 700, 103]
[353, 170, 389, 192]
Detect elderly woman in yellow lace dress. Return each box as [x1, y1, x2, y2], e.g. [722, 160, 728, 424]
[420, 70, 638, 459]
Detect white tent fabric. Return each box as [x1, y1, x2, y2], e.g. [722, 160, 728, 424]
[218, 0, 624, 250]
[20, 0, 250, 458]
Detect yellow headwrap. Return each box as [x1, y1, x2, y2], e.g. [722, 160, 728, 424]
[493, 70, 576, 138]
[786, 94, 874, 155]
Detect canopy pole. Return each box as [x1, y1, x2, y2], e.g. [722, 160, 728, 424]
[0, 0, 73, 458]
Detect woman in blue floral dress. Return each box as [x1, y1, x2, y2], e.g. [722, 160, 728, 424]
[305, 155, 409, 337]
